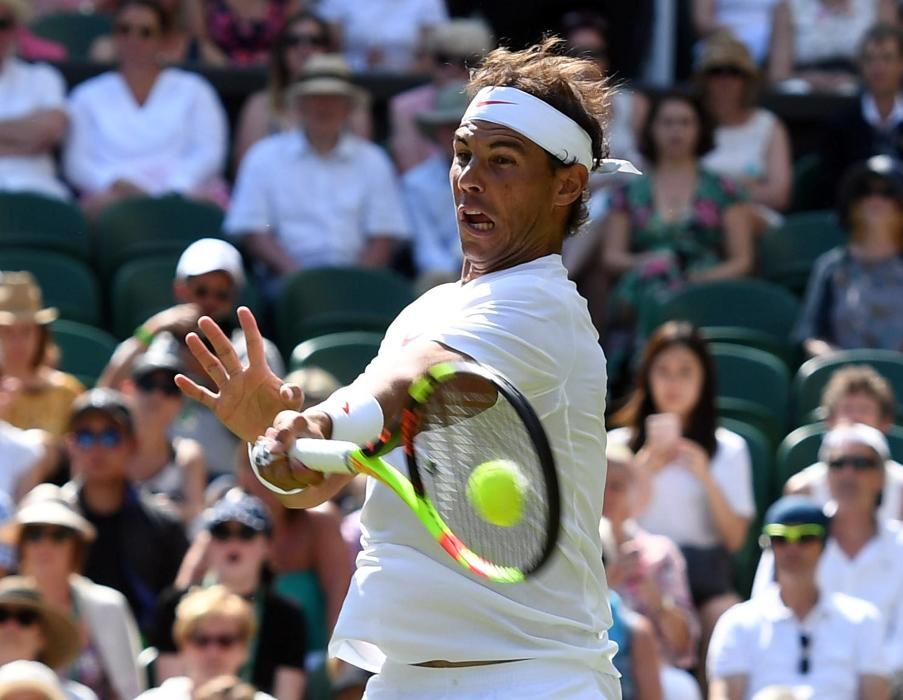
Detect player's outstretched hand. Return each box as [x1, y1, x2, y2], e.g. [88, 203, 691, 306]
[175, 307, 303, 443]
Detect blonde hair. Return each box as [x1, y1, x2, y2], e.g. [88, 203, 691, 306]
[173, 586, 256, 648]
[193, 675, 258, 700]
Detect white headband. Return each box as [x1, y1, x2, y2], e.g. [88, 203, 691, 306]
[461, 86, 640, 175]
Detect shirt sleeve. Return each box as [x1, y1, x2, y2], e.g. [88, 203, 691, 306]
[224, 142, 274, 237]
[711, 431, 756, 519]
[706, 605, 753, 679]
[403, 170, 457, 274]
[363, 149, 411, 240]
[165, 78, 228, 193]
[793, 248, 840, 344]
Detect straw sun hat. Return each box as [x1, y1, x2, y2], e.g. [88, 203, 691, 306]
[0, 272, 58, 326]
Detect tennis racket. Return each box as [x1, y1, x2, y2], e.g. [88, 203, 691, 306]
[251, 360, 559, 583]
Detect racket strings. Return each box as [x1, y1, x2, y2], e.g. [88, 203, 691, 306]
[412, 385, 551, 571]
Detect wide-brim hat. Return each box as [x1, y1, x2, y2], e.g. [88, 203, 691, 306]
[0, 577, 82, 670]
[287, 53, 364, 103]
[427, 19, 494, 60]
[695, 31, 758, 78]
[0, 272, 58, 326]
[0, 661, 66, 700]
[416, 81, 470, 136]
[0, 485, 96, 547]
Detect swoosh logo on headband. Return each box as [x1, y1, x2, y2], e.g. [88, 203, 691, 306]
[475, 100, 516, 106]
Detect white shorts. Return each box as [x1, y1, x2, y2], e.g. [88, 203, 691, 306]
[362, 658, 622, 699]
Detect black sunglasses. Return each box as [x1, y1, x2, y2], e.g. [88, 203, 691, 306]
[704, 65, 748, 78]
[799, 632, 811, 674]
[135, 372, 180, 397]
[115, 22, 157, 39]
[284, 33, 329, 49]
[210, 523, 259, 541]
[22, 525, 76, 544]
[0, 607, 40, 627]
[191, 285, 233, 303]
[827, 455, 881, 470]
[188, 633, 241, 649]
[769, 534, 823, 546]
[0, 17, 16, 31]
[74, 428, 125, 449]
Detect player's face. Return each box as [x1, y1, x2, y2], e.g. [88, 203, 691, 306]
[451, 120, 583, 280]
[647, 344, 704, 421]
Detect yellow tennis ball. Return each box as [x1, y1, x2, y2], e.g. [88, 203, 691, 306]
[466, 459, 526, 527]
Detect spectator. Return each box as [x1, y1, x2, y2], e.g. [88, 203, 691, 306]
[609, 322, 755, 659]
[138, 586, 275, 699]
[768, 0, 898, 92]
[225, 54, 409, 296]
[603, 90, 754, 380]
[196, 0, 304, 67]
[0, 272, 84, 438]
[785, 365, 903, 520]
[389, 18, 494, 173]
[98, 238, 283, 478]
[708, 495, 890, 699]
[2, 484, 145, 699]
[318, 0, 448, 72]
[122, 333, 207, 526]
[64, 388, 188, 635]
[64, 0, 228, 218]
[794, 155, 903, 357]
[232, 10, 372, 169]
[153, 490, 307, 700]
[0, 0, 69, 199]
[602, 442, 702, 698]
[753, 424, 903, 670]
[91, 0, 212, 64]
[821, 24, 903, 202]
[0, 577, 96, 699]
[401, 81, 467, 291]
[0, 660, 91, 700]
[692, 0, 780, 64]
[697, 32, 793, 227]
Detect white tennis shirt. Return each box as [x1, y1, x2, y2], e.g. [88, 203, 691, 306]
[330, 255, 618, 677]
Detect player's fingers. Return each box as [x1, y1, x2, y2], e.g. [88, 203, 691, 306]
[185, 332, 230, 387]
[175, 374, 218, 410]
[237, 307, 268, 369]
[197, 316, 243, 375]
[280, 383, 305, 410]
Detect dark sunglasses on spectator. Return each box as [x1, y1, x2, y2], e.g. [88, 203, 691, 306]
[799, 632, 811, 674]
[0, 607, 40, 626]
[763, 523, 825, 545]
[135, 372, 180, 396]
[188, 633, 241, 649]
[284, 33, 329, 48]
[74, 428, 124, 449]
[0, 17, 16, 31]
[210, 523, 259, 542]
[704, 65, 748, 78]
[22, 525, 76, 544]
[115, 22, 156, 39]
[827, 455, 880, 470]
[191, 285, 232, 302]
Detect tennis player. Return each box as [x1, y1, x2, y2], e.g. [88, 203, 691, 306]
[177, 38, 637, 699]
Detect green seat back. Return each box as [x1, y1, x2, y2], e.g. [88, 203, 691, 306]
[110, 256, 179, 339]
[0, 192, 90, 261]
[92, 195, 224, 283]
[789, 152, 824, 213]
[51, 320, 118, 386]
[289, 331, 384, 385]
[276, 266, 414, 357]
[758, 211, 845, 296]
[28, 12, 113, 58]
[0, 249, 102, 326]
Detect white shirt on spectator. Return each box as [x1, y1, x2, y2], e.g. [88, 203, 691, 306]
[0, 421, 44, 501]
[225, 130, 410, 268]
[862, 93, 903, 132]
[318, 0, 448, 72]
[789, 458, 903, 522]
[608, 427, 756, 547]
[0, 57, 69, 199]
[703, 109, 778, 182]
[136, 677, 274, 700]
[401, 153, 461, 275]
[330, 255, 618, 680]
[708, 585, 888, 700]
[713, 0, 779, 64]
[63, 68, 227, 195]
[789, 0, 877, 67]
[752, 519, 903, 670]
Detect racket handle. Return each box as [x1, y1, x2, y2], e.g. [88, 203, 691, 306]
[288, 438, 359, 475]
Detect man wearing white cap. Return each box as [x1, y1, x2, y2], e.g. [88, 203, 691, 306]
[179, 38, 640, 698]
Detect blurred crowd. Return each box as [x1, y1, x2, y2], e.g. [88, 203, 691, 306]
[4, 1, 903, 700]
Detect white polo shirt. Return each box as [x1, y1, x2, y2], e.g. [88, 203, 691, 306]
[708, 586, 888, 700]
[753, 520, 903, 670]
[225, 131, 410, 269]
[0, 57, 69, 199]
[329, 255, 618, 680]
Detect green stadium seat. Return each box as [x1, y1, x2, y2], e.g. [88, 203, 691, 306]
[92, 195, 224, 283]
[289, 331, 384, 385]
[775, 422, 903, 493]
[792, 349, 903, 425]
[0, 249, 102, 327]
[0, 192, 90, 261]
[711, 343, 791, 446]
[28, 12, 113, 59]
[789, 152, 823, 213]
[758, 211, 846, 296]
[51, 320, 118, 387]
[646, 279, 803, 366]
[276, 267, 414, 357]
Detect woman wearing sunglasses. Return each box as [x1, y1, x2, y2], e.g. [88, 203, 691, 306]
[139, 585, 276, 700]
[1, 487, 145, 700]
[696, 33, 792, 229]
[794, 155, 903, 358]
[151, 490, 307, 700]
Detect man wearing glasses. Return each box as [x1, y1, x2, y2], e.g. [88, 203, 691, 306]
[707, 495, 890, 700]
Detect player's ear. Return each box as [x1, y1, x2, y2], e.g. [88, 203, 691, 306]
[552, 164, 588, 208]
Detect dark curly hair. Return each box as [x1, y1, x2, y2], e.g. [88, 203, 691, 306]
[638, 89, 715, 166]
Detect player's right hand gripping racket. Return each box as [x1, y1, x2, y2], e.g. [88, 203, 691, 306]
[251, 361, 560, 583]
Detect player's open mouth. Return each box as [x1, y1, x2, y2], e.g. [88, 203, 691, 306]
[458, 207, 495, 231]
